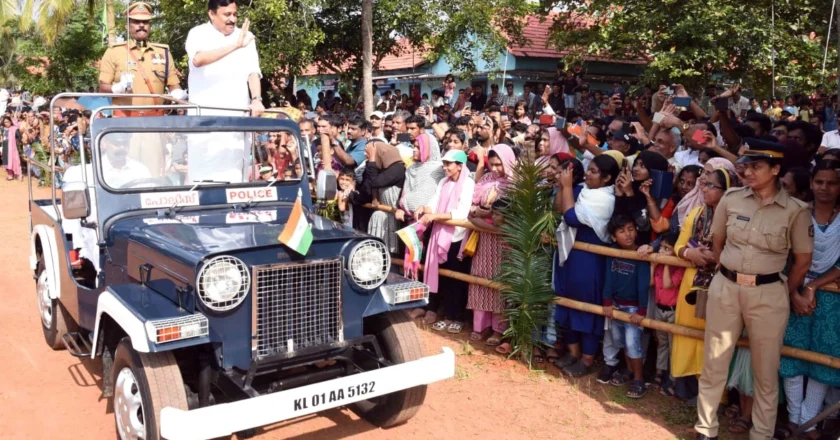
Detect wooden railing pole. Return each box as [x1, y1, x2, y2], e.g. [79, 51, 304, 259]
[390, 258, 840, 369]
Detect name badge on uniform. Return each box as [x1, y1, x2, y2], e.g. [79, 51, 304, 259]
[128, 61, 138, 67]
[736, 215, 750, 222]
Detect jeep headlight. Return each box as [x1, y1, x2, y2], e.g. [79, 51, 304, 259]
[348, 240, 390, 289]
[197, 256, 250, 311]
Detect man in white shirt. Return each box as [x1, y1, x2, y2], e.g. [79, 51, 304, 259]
[820, 112, 840, 151]
[186, 0, 263, 116]
[185, 0, 263, 183]
[100, 134, 152, 188]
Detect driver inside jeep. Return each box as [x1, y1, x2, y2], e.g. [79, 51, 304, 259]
[101, 132, 152, 188]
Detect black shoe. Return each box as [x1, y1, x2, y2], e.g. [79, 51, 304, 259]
[596, 364, 618, 384]
[695, 434, 717, 440]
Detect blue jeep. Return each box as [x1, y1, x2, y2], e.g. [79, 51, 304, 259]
[28, 94, 454, 440]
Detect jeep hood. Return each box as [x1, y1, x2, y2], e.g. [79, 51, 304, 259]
[108, 206, 368, 268]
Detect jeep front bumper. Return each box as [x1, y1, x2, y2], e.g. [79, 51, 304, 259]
[160, 347, 455, 440]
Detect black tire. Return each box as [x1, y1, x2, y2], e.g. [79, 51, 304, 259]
[112, 338, 188, 440]
[351, 310, 427, 428]
[36, 254, 77, 350]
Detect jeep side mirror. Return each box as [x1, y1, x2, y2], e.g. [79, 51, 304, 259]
[316, 170, 337, 201]
[61, 181, 90, 220]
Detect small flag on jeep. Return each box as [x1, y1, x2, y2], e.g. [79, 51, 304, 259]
[278, 189, 313, 255]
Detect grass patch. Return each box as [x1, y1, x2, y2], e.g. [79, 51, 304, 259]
[459, 341, 475, 356]
[662, 403, 696, 426]
[455, 365, 471, 381]
[608, 386, 635, 406]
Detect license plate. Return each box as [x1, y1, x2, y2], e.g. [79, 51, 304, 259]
[292, 381, 376, 412]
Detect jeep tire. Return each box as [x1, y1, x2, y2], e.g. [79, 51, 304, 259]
[351, 310, 427, 428]
[112, 337, 188, 440]
[37, 254, 77, 349]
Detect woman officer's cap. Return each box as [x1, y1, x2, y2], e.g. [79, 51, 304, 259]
[737, 138, 785, 164]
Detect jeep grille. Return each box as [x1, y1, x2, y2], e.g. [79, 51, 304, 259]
[252, 259, 343, 358]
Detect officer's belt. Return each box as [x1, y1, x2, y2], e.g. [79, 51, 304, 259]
[719, 265, 782, 287]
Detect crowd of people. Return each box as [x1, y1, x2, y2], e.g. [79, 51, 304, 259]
[4, 3, 840, 437]
[282, 76, 840, 440]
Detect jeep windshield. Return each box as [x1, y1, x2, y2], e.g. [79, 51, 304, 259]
[97, 130, 305, 191]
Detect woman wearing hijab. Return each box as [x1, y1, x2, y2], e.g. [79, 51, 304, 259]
[363, 141, 406, 253]
[552, 154, 621, 377]
[465, 144, 516, 344]
[675, 158, 738, 228]
[414, 150, 476, 333]
[347, 140, 405, 239]
[614, 150, 670, 246]
[535, 126, 571, 165]
[670, 163, 738, 379]
[395, 133, 445, 223]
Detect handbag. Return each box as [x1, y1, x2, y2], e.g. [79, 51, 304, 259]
[462, 230, 480, 257]
[554, 215, 577, 266]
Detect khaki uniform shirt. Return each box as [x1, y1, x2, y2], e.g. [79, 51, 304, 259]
[711, 186, 813, 275]
[99, 40, 180, 107]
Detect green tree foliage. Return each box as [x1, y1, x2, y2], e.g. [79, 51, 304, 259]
[497, 159, 557, 365]
[547, 0, 837, 95]
[11, 9, 105, 94]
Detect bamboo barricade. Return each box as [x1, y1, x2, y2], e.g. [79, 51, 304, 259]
[363, 203, 840, 369]
[364, 203, 838, 289]
[390, 257, 840, 370]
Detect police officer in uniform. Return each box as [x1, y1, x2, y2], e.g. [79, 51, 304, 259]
[99, 2, 185, 115]
[694, 140, 814, 440]
[98, 2, 185, 177]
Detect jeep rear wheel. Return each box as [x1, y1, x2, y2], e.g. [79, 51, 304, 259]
[36, 254, 77, 349]
[352, 310, 427, 428]
[112, 338, 188, 440]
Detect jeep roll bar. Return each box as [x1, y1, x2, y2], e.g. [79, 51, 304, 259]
[27, 92, 303, 227]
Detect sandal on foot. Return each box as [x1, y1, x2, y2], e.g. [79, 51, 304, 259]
[495, 342, 512, 355]
[470, 328, 492, 341]
[728, 417, 752, 434]
[626, 380, 647, 399]
[722, 403, 741, 419]
[609, 369, 634, 387]
[773, 423, 796, 439]
[651, 372, 665, 389]
[431, 320, 449, 331]
[408, 308, 426, 319]
[485, 332, 503, 346]
[659, 382, 676, 398]
[532, 347, 547, 364]
[552, 352, 578, 369]
[447, 321, 465, 334]
[423, 311, 439, 325]
[562, 359, 593, 378]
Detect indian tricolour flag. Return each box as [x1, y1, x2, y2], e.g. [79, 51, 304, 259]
[278, 189, 313, 255]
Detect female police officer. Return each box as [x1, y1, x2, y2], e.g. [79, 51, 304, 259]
[693, 140, 813, 440]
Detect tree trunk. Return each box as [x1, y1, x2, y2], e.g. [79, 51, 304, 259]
[361, 0, 373, 118]
[836, 0, 840, 99]
[107, 0, 116, 45]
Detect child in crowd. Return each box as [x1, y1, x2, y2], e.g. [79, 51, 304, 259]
[603, 214, 650, 399]
[336, 166, 356, 228]
[649, 232, 685, 396]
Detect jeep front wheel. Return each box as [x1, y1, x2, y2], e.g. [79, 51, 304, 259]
[36, 254, 77, 349]
[112, 338, 188, 440]
[352, 310, 427, 428]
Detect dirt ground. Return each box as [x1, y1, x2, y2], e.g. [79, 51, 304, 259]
[0, 178, 742, 440]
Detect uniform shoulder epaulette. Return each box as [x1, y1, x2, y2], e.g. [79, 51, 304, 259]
[724, 186, 747, 196]
[789, 196, 809, 209]
[108, 42, 127, 49]
[150, 42, 170, 49]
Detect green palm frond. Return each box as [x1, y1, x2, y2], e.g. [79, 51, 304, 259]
[20, 0, 94, 45]
[497, 159, 558, 367]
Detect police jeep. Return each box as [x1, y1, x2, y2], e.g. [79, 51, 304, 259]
[27, 93, 454, 440]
